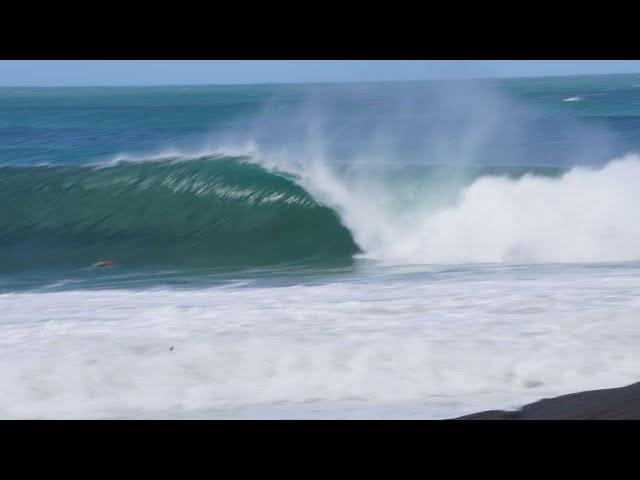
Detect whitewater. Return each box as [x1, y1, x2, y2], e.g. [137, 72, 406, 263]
[263, 151, 640, 265]
[3, 261, 640, 419]
[2, 75, 640, 418]
[3, 153, 640, 418]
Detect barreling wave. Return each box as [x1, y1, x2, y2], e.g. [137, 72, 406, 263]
[0, 155, 359, 271]
[2, 149, 640, 272]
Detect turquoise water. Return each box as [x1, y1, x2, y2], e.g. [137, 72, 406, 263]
[2, 74, 640, 289]
[3, 74, 640, 418]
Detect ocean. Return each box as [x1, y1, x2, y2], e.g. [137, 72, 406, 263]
[2, 74, 640, 418]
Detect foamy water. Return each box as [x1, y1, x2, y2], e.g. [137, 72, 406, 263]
[4, 153, 640, 418]
[2, 263, 640, 419]
[258, 152, 640, 264]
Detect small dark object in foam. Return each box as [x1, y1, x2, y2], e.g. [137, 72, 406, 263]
[169, 346, 174, 351]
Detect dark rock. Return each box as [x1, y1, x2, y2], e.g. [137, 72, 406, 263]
[456, 382, 640, 420]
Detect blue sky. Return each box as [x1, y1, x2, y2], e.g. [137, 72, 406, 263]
[1, 61, 640, 86]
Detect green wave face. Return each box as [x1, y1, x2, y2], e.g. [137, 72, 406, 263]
[0, 156, 359, 271]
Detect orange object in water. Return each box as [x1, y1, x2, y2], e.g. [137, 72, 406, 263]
[94, 258, 114, 268]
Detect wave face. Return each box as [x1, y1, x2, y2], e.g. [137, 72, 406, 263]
[0, 156, 358, 271]
[3, 151, 640, 271]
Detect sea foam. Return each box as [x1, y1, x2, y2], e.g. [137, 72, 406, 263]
[274, 153, 640, 265]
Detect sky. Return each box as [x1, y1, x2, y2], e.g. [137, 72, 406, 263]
[1, 60, 640, 87]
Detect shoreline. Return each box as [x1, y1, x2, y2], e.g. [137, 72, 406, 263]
[455, 381, 640, 419]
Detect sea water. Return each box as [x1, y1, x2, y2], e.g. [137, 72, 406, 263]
[2, 75, 640, 418]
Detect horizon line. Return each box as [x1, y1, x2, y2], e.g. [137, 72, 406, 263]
[1, 71, 639, 89]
